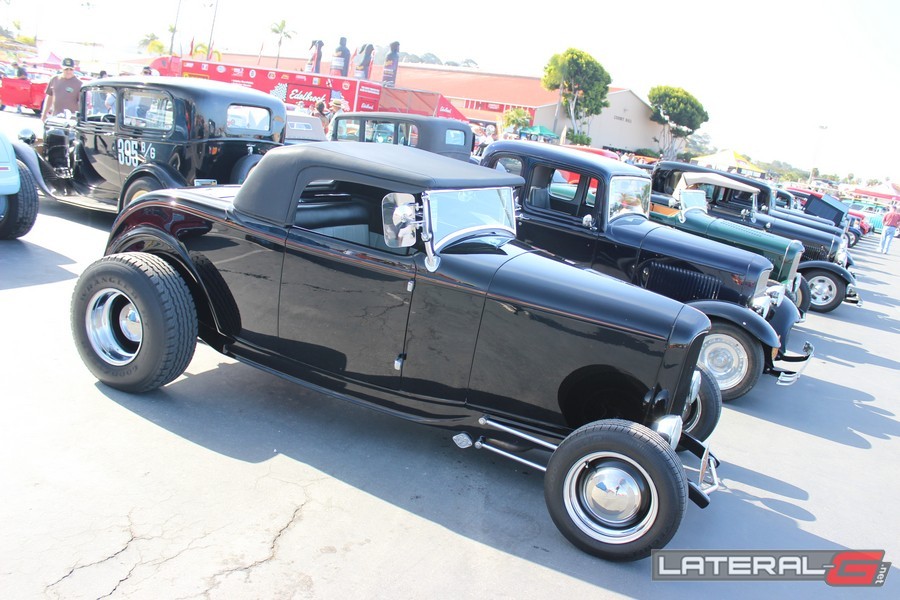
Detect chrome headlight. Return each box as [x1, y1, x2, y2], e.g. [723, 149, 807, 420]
[835, 246, 849, 267]
[749, 269, 774, 317]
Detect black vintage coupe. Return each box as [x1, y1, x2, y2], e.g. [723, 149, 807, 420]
[70, 142, 720, 561]
[480, 141, 811, 401]
[14, 77, 286, 213]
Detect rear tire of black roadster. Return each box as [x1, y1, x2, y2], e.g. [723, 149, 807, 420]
[698, 321, 763, 402]
[681, 365, 722, 443]
[70, 252, 197, 393]
[544, 419, 687, 562]
[123, 177, 163, 209]
[0, 161, 39, 240]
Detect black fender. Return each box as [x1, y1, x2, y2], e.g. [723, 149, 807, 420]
[106, 222, 237, 344]
[845, 253, 855, 268]
[117, 162, 188, 212]
[766, 296, 801, 353]
[686, 299, 780, 350]
[11, 140, 58, 198]
[798, 260, 856, 285]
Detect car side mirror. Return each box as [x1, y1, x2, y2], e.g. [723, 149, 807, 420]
[741, 208, 757, 223]
[382, 192, 419, 248]
[18, 128, 36, 145]
[582, 214, 596, 230]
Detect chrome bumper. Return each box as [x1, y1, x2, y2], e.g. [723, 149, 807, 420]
[678, 432, 721, 508]
[845, 284, 863, 307]
[771, 341, 815, 386]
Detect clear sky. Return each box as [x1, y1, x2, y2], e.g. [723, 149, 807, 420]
[6, 0, 898, 183]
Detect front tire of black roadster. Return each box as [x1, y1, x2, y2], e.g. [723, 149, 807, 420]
[71, 252, 197, 393]
[544, 419, 687, 562]
[681, 365, 722, 443]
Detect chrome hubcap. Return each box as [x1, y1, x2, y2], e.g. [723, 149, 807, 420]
[808, 276, 837, 306]
[699, 334, 748, 391]
[85, 288, 143, 366]
[563, 452, 657, 544]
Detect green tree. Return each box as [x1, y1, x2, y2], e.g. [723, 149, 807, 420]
[502, 107, 531, 133]
[648, 86, 709, 160]
[270, 20, 294, 68]
[542, 48, 611, 136]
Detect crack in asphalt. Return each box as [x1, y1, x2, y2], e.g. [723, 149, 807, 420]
[44, 520, 142, 595]
[203, 499, 309, 597]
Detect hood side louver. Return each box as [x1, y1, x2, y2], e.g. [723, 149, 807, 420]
[643, 262, 722, 303]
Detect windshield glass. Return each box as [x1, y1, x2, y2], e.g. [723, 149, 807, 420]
[427, 187, 516, 248]
[609, 176, 650, 220]
[679, 189, 708, 213]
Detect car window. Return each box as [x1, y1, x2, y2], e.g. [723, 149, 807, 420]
[445, 129, 467, 146]
[366, 121, 396, 143]
[398, 123, 417, 147]
[226, 105, 270, 133]
[83, 86, 116, 121]
[122, 89, 173, 131]
[608, 176, 650, 220]
[334, 118, 361, 141]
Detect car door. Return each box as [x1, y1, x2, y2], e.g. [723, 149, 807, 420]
[279, 199, 415, 390]
[116, 87, 177, 183]
[76, 85, 120, 200]
[491, 155, 599, 267]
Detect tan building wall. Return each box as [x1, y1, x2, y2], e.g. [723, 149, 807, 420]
[535, 89, 660, 152]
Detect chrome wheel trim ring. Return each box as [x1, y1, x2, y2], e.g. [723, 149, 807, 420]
[808, 275, 838, 306]
[85, 288, 143, 366]
[699, 334, 748, 391]
[563, 451, 657, 544]
[682, 393, 702, 432]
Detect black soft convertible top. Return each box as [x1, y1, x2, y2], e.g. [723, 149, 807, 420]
[234, 141, 525, 224]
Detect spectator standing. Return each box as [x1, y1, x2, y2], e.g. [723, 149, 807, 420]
[879, 204, 900, 254]
[13, 62, 28, 113]
[41, 57, 83, 121]
[313, 101, 330, 134]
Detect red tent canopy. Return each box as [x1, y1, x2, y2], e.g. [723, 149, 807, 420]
[24, 51, 62, 69]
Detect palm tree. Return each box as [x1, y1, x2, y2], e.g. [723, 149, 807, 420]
[270, 20, 294, 68]
[191, 43, 220, 62]
[139, 33, 159, 52]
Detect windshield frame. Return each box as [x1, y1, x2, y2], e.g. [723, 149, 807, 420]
[424, 186, 517, 252]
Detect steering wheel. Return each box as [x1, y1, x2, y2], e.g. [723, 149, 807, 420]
[101, 113, 115, 123]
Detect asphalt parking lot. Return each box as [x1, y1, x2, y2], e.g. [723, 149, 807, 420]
[1, 111, 897, 599]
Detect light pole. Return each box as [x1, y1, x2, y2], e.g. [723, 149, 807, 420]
[206, 0, 219, 60]
[169, 0, 182, 55]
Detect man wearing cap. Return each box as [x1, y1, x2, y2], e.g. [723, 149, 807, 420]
[41, 58, 83, 121]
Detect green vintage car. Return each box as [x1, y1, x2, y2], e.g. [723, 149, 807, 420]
[650, 171, 809, 314]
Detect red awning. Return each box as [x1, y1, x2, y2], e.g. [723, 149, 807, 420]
[378, 87, 467, 121]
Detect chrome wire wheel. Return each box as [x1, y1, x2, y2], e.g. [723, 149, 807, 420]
[562, 451, 657, 544]
[85, 288, 143, 366]
[699, 333, 749, 392]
